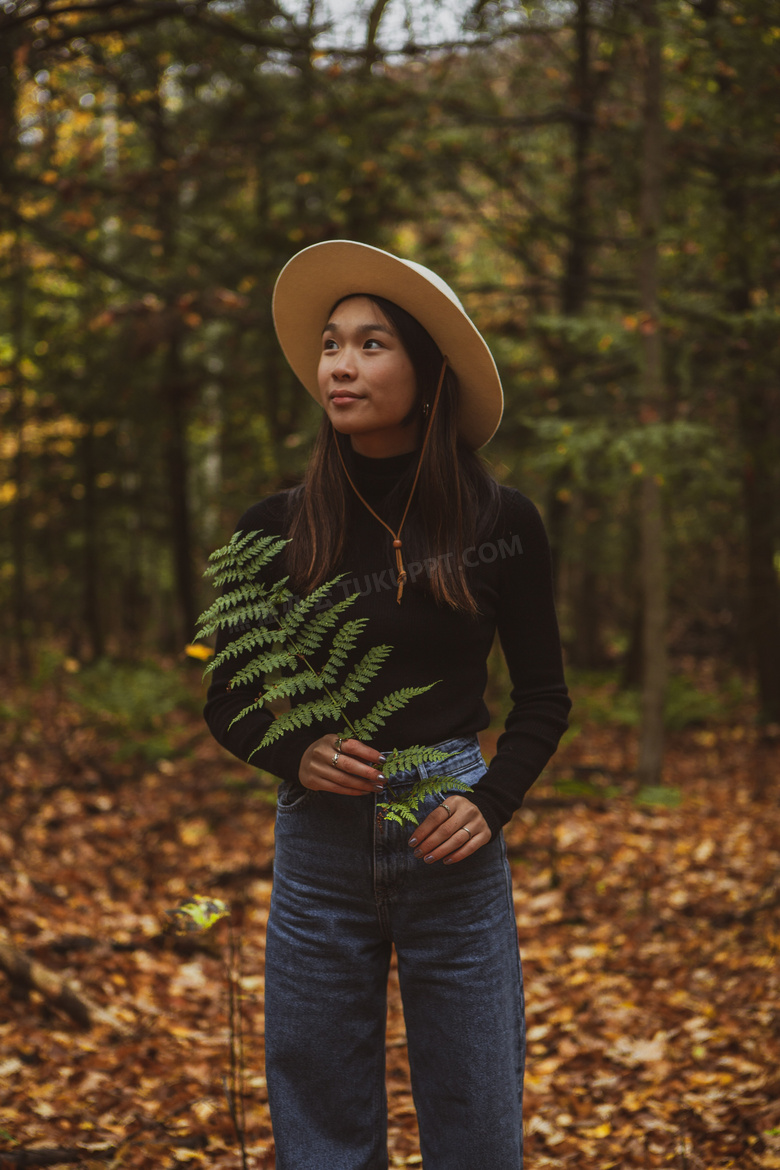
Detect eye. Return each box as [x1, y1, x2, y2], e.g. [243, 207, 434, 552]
[322, 338, 338, 351]
[363, 337, 384, 349]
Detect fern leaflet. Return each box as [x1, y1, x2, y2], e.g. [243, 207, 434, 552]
[349, 686, 436, 742]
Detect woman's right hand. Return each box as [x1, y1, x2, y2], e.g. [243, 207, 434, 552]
[298, 735, 385, 796]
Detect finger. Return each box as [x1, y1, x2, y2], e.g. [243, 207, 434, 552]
[325, 747, 384, 791]
[440, 825, 486, 864]
[301, 765, 375, 795]
[324, 766, 379, 794]
[407, 803, 454, 849]
[425, 824, 487, 864]
[412, 818, 474, 857]
[336, 738, 384, 767]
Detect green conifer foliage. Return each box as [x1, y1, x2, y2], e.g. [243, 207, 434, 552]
[196, 531, 470, 824]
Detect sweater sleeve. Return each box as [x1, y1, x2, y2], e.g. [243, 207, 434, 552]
[464, 490, 571, 837]
[202, 495, 310, 784]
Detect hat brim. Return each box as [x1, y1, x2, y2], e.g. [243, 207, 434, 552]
[272, 240, 503, 449]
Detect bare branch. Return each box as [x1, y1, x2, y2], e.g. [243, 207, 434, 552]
[0, 928, 130, 1032]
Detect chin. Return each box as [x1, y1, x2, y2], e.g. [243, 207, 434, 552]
[329, 420, 361, 437]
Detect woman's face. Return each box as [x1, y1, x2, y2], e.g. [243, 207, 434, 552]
[317, 296, 419, 458]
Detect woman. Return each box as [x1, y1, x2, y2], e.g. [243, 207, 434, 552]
[204, 240, 570, 1170]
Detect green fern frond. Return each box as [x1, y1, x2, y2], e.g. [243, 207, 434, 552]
[261, 669, 325, 704]
[226, 650, 301, 690]
[275, 575, 349, 640]
[379, 775, 473, 826]
[210, 580, 271, 606]
[205, 531, 288, 574]
[319, 618, 369, 684]
[206, 549, 289, 594]
[219, 661, 274, 692]
[208, 559, 288, 590]
[383, 744, 454, 777]
[203, 528, 260, 569]
[350, 685, 435, 741]
[331, 645, 393, 708]
[208, 635, 292, 676]
[251, 696, 343, 751]
[197, 584, 292, 638]
[197, 600, 280, 639]
[199, 580, 278, 622]
[294, 597, 362, 656]
[198, 532, 468, 825]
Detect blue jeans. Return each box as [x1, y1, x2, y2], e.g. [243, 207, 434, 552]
[264, 735, 525, 1170]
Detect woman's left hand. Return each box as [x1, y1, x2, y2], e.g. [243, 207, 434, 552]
[407, 795, 490, 865]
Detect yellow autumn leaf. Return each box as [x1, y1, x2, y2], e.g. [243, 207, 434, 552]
[582, 1122, 612, 1138]
[185, 642, 214, 661]
[178, 819, 210, 847]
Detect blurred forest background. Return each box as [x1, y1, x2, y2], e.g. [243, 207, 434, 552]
[2, 3, 780, 1166]
[2, 0, 780, 749]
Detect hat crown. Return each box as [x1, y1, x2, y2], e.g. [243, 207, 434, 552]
[390, 256, 466, 314]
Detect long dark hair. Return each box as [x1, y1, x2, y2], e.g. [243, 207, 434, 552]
[285, 294, 500, 615]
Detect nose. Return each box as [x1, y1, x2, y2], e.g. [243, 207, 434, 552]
[332, 350, 357, 380]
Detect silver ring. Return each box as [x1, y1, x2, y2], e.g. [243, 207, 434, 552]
[458, 826, 472, 840]
[334, 735, 343, 752]
[332, 751, 340, 768]
[441, 802, 453, 819]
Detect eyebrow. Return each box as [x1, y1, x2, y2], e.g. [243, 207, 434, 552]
[321, 320, 395, 337]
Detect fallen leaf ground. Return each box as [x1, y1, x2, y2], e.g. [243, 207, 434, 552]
[1, 663, 778, 1169]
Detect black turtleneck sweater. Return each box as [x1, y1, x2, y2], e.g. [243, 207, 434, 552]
[203, 451, 571, 838]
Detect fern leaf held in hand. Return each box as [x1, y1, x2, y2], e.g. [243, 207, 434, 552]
[196, 531, 470, 823]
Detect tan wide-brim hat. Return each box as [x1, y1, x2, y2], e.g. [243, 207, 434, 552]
[272, 240, 503, 449]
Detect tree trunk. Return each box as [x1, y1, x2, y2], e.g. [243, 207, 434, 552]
[556, 0, 605, 657]
[1, 35, 30, 673]
[9, 230, 31, 675]
[150, 76, 196, 648]
[570, 489, 608, 668]
[560, 0, 594, 321]
[699, 0, 780, 722]
[82, 421, 104, 660]
[738, 387, 780, 721]
[636, 0, 667, 785]
[163, 326, 196, 647]
[638, 474, 666, 781]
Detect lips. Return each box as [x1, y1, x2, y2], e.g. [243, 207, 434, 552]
[329, 390, 363, 402]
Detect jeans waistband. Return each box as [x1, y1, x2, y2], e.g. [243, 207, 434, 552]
[377, 734, 482, 793]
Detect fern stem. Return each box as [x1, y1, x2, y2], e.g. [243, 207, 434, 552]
[277, 618, 360, 740]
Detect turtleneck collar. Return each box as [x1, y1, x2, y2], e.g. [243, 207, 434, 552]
[349, 448, 418, 497]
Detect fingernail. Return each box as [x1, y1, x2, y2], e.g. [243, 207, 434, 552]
[424, 854, 434, 863]
[443, 858, 453, 864]
[375, 784, 385, 791]
[378, 753, 388, 762]
[376, 773, 385, 781]
[413, 849, 422, 858]
[408, 837, 417, 846]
